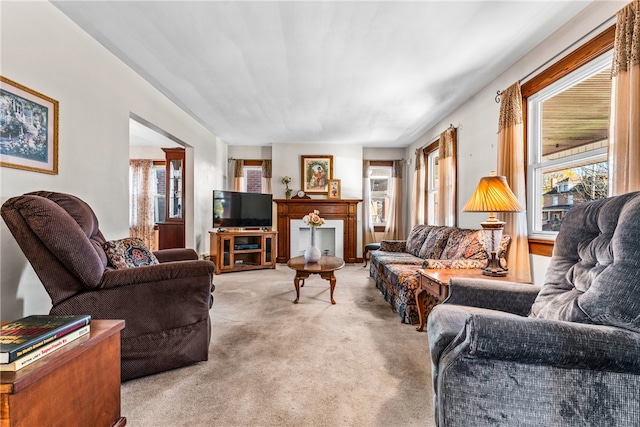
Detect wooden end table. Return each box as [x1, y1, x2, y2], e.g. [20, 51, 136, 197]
[415, 269, 527, 332]
[1, 319, 126, 427]
[287, 256, 345, 304]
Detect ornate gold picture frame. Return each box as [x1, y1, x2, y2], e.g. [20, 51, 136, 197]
[301, 155, 333, 194]
[0, 76, 59, 174]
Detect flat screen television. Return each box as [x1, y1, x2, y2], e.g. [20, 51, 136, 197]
[213, 190, 273, 228]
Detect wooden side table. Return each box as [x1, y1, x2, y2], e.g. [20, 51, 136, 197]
[415, 269, 527, 332]
[1, 319, 126, 427]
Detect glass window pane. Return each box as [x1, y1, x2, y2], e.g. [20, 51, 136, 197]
[541, 69, 611, 161]
[540, 160, 608, 231]
[368, 166, 392, 225]
[244, 166, 263, 193]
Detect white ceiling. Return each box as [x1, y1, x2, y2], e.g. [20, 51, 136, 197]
[53, 1, 594, 148]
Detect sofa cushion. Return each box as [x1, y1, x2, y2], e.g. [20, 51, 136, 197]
[371, 252, 425, 266]
[418, 226, 453, 259]
[405, 225, 433, 256]
[530, 191, 640, 333]
[104, 237, 159, 269]
[440, 229, 488, 261]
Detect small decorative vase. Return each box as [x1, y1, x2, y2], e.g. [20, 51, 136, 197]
[304, 227, 321, 263]
[285, 188, 292, 199]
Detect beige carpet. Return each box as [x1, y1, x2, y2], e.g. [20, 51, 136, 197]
[121, 264, 435, 427]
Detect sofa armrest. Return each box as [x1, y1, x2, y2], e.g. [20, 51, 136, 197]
[379, 240, 406, 252]
[99, 259, 215, 290]
[455, 313, 640, 373]
[445, 278, 540, 316]
[153, 248, 199, 263]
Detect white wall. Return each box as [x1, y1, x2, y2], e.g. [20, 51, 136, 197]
[403, 1, 624, 284]
[0, 2, 225, 319]
[129, 145, 166, 160]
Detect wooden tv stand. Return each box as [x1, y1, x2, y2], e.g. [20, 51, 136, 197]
[209, 229, 277, 274]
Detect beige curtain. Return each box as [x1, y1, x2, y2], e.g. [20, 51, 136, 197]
[261, 160, 272, 194]
[437, 127, 457, 226]
[232, 159, 244, 191]
[383, 160, 404, 240]
[129, 159, 156, 250]
[411, 149, 423, 226]
[362, 160, 376, 246]
[497, 82, 531, 282]
[609, 0, 640, 195]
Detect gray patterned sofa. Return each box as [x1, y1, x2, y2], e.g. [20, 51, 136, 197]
[369, 224, 509, 324]
[427, 190, 640, 426]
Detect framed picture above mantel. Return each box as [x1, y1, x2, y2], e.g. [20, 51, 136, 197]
[0, 76, 59, 174]
[301, 155, 333, 195]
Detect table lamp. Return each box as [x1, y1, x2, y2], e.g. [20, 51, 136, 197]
[463, 172, 524, 276]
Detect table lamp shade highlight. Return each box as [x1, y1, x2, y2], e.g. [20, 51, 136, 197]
[463, 174, 523, 276]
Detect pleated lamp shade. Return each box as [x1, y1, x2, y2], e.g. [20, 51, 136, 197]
[463, 175, 524, 213]
[463, 173, 523, 277]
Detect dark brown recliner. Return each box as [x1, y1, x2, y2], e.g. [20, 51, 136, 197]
[1, 191, 215, 381]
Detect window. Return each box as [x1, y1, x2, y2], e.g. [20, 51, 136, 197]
[368, 164, 393, 228]
[239, 160, 264, 193]
[243, 165, 263, 193]
[524, 27, 614, 239]
[153, 162, 166, 223]
[426, 148, 439, 224]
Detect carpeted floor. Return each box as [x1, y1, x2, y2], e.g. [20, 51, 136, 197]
[121, 264, 435, 427]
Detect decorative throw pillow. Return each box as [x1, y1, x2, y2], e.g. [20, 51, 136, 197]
[418, 226, 453, 259]
[440, 229, 487, 261]
[405, 225, 433, 256]
[103, 237, 159, 269]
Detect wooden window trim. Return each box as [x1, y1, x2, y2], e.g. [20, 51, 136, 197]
[243, 159, 264, 167]
[521, 25, 615, 257]
[369, 160, 394, 167]
[423, 140, 438, 155]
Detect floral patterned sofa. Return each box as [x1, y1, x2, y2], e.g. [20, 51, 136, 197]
[369, 225, 510, 325]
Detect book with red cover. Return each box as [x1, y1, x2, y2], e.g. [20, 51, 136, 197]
[0, 315, 91, 364]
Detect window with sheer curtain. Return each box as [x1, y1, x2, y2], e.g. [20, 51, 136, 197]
[364, 160, 403, 240]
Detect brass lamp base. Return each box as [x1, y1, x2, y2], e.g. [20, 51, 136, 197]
[482, 251, 508, 277]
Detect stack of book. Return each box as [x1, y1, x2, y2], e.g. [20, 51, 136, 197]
[1, 314, 91, 372]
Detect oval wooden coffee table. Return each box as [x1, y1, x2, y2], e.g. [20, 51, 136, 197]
[287, 256, 345, 304]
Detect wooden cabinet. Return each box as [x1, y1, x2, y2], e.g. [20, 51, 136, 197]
[209, 230, 278, 274]
[0, 320, 126, 427]
[157, 147, 185, 249]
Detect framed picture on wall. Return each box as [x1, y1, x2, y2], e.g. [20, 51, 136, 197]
[0, 76, 59, 174]
[328, 179, 341, 199]
[301, 155, 333, 194]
